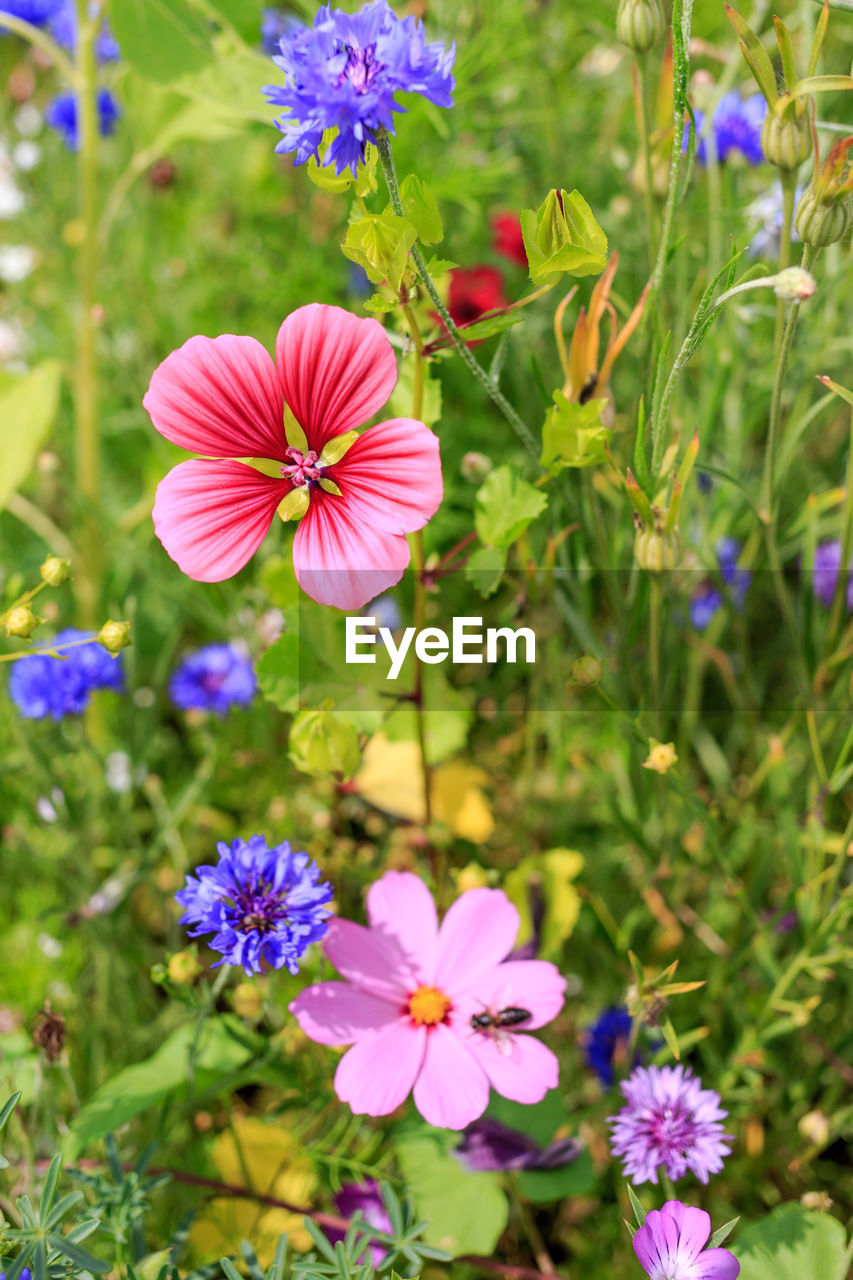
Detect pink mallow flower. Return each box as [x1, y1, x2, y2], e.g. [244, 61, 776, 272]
[144, 303, 443, 611]
[633, 1201, 739, 1280]
[290, 870, 566, 1129]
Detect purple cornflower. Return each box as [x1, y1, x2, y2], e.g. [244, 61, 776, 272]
[455, 1118, 582, 1173]
[584, 1005, 633, 1087]
[175, 835, 333, 976]
[690, 537, 750, 630]
[0, 0, 60, 26]
[45, 88, 120, 151]
[8, 628, 124, 721]
[261, 7, 301, 56]
[812, 540, 853, 611]
[608, 1064, 732, 1186]
[687, 91, 765, 166]
[633, 1201, 740, 1279]
[326, 1180, 392, 1264]
[48, 0, 119, 62]
[263, 0, 455, 177]
[169, 643, 256, 715]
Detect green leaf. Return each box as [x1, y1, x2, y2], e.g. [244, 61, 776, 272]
[709, 1217, 740, 1248]
[735, 1204, 848, 1280]
[785, 73, 853, 101]
[818, 375, 853, 406]
[172, 45, 273, 122]
[517, 1150, 595, 1205]
[64, 1016, 252, 1158]
[387, 355, 442, 426]
[464, 545, 507, 597]
[189, 0, 264, 40]
[393, 1124, 508, 1257]
[307, 135, 378, 195]
[442, 310, 522, 346]
[288, 707, 361, 782]
[541, 393, 610, 472]
[110, 0, 214, 83]
[474, 464, 547, 549]
[0, 362, 62, 511]
[397, 174, 443, 244]
[627, 1185, 647, 1227]
[725, 4, 779, 104]
[47, 1234, 110, 1274]
[341, 213, 417, 290]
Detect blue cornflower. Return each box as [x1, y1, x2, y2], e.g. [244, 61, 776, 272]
[261, 7, 301, 56]
[366, 593, 401, 630]
[584, 1005, 633, 1087]
[169, 643, 256, 715]
[45, 88, 120, 151]
[175, 835, 333, 976]
[688, 91, 766, 166]
[812, 540, 853, 611]
[690, 537, 751, 630]
[8, 628, 124, 721]
[263, 0, 455, 177]
[0, 0, 61, 27]
[48, 0, 120, 63]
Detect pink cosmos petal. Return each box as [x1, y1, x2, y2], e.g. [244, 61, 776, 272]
[692, 1249, 740, 1279]
[468, 1031, 559, 1105]
[327, 418, 443, 535]
[435, 888, 520, 992]
[143, 334, 285, 459]
[290, 981, 398, 1046]
[323, 917, 418, 1002]
[275, 304, 398, 455]
[366, 871, 438, 984]
[452, 959, 566, 1030]
[660, 1202, 711, 1262]
[334, 1019, 426, 1117]
[633, 1210, 680, 1279]
[293, 489, 410, 610]
[411, 1024, 490, 1129]
[152, 460, 288, 582]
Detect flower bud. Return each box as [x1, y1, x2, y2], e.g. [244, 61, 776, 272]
[289, 707, 360, 781]
[40, 555, 70, 586]
[761, 110, 811, 172]
[794, 137, 853, 249]
[461, 451, 492, 485]
[167, 951, 201, 984]
[4, 604, 38, 637]
[232, 982, 264, 1020]
[571, 655, 604, 686]
[616, 0, 666, 53]
[634, 526, 678, 573]
[97, 619, 131, 654]
[773, 267, 816, 303]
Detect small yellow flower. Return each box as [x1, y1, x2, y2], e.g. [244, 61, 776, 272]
[167, 951, 200, 984]
[642, 740, 678, 774]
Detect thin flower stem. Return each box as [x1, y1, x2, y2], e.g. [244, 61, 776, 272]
[650, 0, 693, 306]
[774, 171, 799, 353]
[0, 12, 79, 85]
[635, 55, 657, 270]
[74, 0, 101, 627]
[0, 637, 101, 664]
[660, 1170, 677, 1201]
[376, 130, 538, 457]
[649, 577, 663, 733]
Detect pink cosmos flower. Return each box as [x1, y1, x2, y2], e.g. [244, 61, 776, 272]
[290, 870, 566, 1130]
[144, 304, 443, 611]
[633, 1201, 740, 1280]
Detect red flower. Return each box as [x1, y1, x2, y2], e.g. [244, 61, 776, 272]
[447, 266, 508, 330]
[491, 212, 528, 269]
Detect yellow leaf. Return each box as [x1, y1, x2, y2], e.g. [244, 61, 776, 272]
[504, 848, 584, 960]
[356, 734, 494, 841]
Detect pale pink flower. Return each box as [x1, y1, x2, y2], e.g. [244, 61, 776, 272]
[290, 870, 566, 1129]
[144, 303, 443, 610]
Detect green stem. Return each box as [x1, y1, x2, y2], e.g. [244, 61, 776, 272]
[375, 131, 537, 458]
[0, 12, 79, 84]
[636, 54, 657, 270]
[649, 577, 663, 733]
[650, 0, 693, 306]
[74, 0, 101, 627]
[774, 171, 799, 353]
[761, 244, 819, 523]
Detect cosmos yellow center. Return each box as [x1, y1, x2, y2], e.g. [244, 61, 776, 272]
[408, 984, 451, 1026]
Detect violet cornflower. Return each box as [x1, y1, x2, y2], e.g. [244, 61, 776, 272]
[263, 0, 455, 176]
[455, 1117, 582, 1173]
[633, 1201, 740, 1279]
[608, 1064, 732, 1186]
[687, 91, 765, 166]
[812, 540, 853, 611]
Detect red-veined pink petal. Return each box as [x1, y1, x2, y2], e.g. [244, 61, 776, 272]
[292, 489, 410, 610]
[468, 1032, 559, 1105]
[328, 418, 443, 534]
[334, 1020, 426, 1117]
[152, 459, 287, 582]
[144, 334, 285, 458]
[290, 981, 398, 1046]
[366, 871, 439, 985]
[411, 1024, 490, 1129]
[435, 888, 520, 993]
[275, 304, 397, 454]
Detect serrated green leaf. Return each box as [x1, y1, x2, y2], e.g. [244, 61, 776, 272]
[396, 174, 443, 244]
[735, 1204, 848, 1280]
[541, 393, 610, 472]
[464, 545, 507, 597]
[341, 213, 417, 290]
[474, 464, 547, 549]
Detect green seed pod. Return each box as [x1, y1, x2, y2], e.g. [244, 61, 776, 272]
[616, 0, 667, 53]
[761, 111, 812, 172]
[571, 655, 604, 686]
[40, 555, 71, 586]
[634, 527, 678, 574]
[97, 618, 132, 654]
[795, 189, 852, 248]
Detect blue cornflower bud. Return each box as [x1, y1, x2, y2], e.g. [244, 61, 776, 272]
[45, 88, 120, 152]
[175, 835, 333, 977]
[169, 643, 256, 715]
[584, 1005, 635, 1087]
[263, 0, 455, 178]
